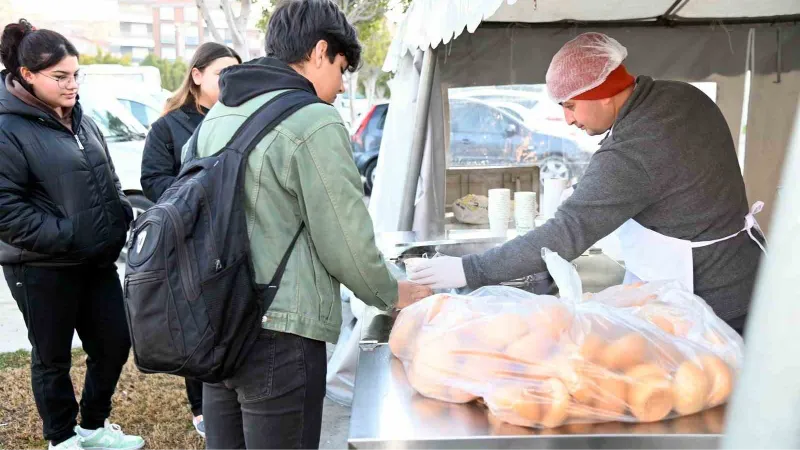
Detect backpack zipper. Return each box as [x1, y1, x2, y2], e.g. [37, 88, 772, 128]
[124, 270, 164, 298]
[156, 204, 200, 301]
[192, 180, 222, 272]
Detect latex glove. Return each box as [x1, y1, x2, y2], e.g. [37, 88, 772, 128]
[405, 256, 468, 290]
[396, 280, 434, 309]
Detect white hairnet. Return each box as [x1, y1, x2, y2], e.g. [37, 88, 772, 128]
[546, 32, 628, 103]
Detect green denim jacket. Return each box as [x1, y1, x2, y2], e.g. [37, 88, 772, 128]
[190, 90, 398, 343]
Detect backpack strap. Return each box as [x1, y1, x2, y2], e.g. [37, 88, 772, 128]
[181, 89, 321, 165]
[182, 128, 200, 166]
[222, 90, 322, 310]
[224, 89, 321, 156]
[264, 225, 305, 305]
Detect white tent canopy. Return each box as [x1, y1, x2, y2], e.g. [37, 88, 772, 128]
[384, 0, 800, 71]
[370, 0, 799, 239]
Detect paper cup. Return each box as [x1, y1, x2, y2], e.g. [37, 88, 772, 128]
[488, 189, 511, 237]
[514, 191, 537, 233]
[541, 178, 568, 219]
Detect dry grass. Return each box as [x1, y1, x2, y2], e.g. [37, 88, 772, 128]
[0, 350, 204, 449]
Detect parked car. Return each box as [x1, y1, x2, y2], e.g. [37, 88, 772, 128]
[81, 64, 163, 94]
[116, 88, 164, 129]
[450, 87, 543, 110]
[79, 87, 154, 260]
[448, 97, 590, 174]
[351, 99, 591, 193]
[84, 81, 166, 129]
[351, 103, 388, 192]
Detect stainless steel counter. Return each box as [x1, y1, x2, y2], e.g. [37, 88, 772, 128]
[348, 251, 725, 449]
[348, 346, 724, 449]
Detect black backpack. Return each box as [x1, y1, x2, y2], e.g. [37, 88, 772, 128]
[123, 90, 321, 383]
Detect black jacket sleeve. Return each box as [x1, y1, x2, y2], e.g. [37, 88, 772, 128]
[0, 133, 74, 254]
[141, 119, 178, 202]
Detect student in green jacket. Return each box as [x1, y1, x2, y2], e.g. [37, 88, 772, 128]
[188, 1, 433, 448]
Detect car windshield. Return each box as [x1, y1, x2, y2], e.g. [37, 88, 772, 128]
[79, 91, 147, 142]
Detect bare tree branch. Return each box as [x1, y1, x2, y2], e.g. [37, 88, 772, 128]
[197, 0, 224, 42]
[346, 4, 376, 24]
[236, 0, 251, 32]
[209, 0, 252, 59]
[220, 0, 243, 42]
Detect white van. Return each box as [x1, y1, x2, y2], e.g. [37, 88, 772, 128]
[81, 64, 163, 92]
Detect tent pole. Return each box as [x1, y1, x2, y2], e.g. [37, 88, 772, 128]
[398, 46, 438, 231]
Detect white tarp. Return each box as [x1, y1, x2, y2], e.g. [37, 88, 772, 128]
[384, 0, 800, 72]
[678, 0, 800, 18]
[488, 0, 674, 23]
[369, 52, 421, 231]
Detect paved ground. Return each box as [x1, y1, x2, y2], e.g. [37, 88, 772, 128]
[0, 263, 352, 449]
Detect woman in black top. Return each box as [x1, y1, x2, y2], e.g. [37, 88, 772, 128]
[0, 20, 143, 450]
[140, 41, 240, 438]
[141, 42, 240, 202]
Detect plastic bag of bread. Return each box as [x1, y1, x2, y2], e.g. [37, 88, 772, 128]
[389, 248, 744, 429]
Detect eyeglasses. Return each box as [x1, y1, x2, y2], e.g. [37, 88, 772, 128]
[39, 72, 86, 89]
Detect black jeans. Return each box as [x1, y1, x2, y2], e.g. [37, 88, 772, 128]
[203, 330, 327, 449]
[186, 378, 203, 417]
[3, 264, 131, 444]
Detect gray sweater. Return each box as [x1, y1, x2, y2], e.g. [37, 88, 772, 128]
[462, 76, 762, 322]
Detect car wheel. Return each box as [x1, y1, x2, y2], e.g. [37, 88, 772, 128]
[539, 157, 571, 180]
[364, 160, 378, 194]
[119, 194, 154, 262]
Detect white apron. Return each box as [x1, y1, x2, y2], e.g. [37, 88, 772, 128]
[617, 201, 768, 292]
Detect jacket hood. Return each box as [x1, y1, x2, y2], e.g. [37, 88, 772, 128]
[0, 70, 83, 130]
[218, 57, 317, 107]
[0, 70, 50, 120]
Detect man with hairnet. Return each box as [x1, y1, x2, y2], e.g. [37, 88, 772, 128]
[407, 32, 766, 334]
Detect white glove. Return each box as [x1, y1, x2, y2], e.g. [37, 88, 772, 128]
[405, 256, 467, 290]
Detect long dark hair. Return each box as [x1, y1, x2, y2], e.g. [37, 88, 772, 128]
[163, 42, 241, 115]
[0, 19, 79, 85]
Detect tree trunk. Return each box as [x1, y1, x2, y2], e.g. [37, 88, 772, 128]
[347, 71, 359, 126]
[363, 71, 379, 106]
[234, 40, 250, 60]
[196, 0, 224, 42]
[220, 0, 252, 60]
[376, 83, 387, 100]
[199, 0, 252, 60]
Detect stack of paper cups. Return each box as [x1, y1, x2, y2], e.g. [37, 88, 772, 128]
[541, 177, 568, 219]
[488, 188, 511, 237]
[514, 191, 537, 234]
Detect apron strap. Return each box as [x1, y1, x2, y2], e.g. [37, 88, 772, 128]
[691, 201, 768, 254]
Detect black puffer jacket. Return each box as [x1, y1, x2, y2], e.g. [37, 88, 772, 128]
[140, 104, 206, 202]
[0, 71, 133, 266]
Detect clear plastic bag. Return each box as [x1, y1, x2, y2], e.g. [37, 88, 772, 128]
[452, 194, 490, 225]
[389, 249, 744, 428]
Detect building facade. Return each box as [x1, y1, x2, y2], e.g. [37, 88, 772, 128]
[115, 0, 265, 62]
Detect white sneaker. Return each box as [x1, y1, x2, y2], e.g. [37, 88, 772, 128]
[193, 415, 206, 438]
[74, 420, 144, 450]
[49, 435, 83, 450]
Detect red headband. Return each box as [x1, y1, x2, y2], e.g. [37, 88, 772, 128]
[571, 64, 635, 101]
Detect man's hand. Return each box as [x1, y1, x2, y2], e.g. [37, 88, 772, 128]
[405, 256, 468, 290]
[396, 280, 434, 309]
